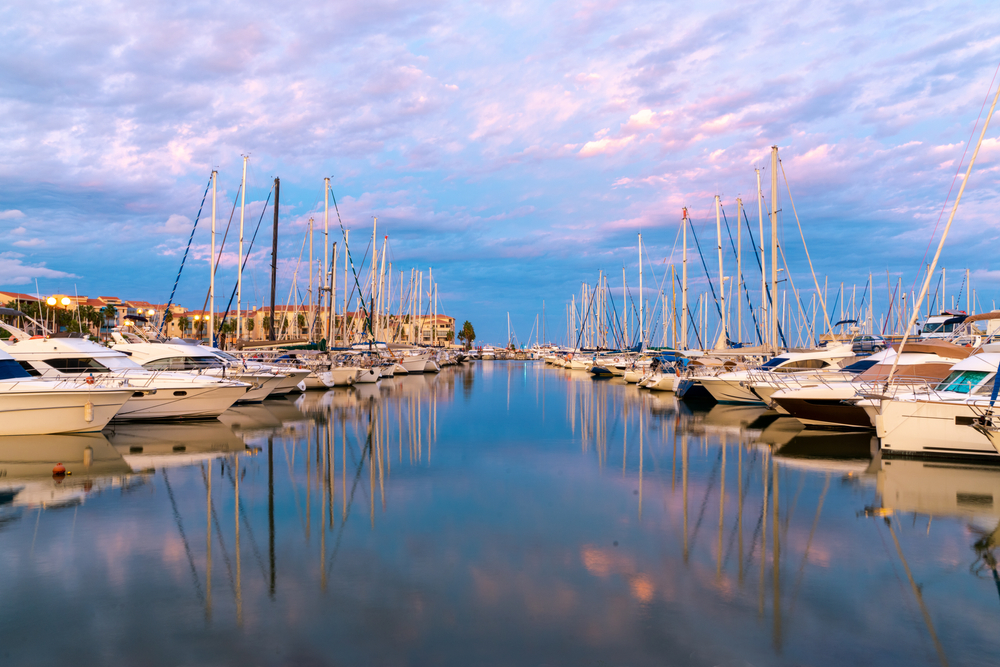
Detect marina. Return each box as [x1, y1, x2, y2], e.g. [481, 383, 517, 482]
[1, 361, 999, 665]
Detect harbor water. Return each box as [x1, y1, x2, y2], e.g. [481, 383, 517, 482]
[1, 361, 998, 666]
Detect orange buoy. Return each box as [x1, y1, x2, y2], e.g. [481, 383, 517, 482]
[52, 462, 66, 476]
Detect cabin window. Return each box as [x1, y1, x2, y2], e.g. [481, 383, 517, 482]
[937, 370, 990, 394]
[973, 374, 999, 395]
[0, 359, 32, 380]
[143, 356, 223, 371]
[43, 358, 112, 374]
[760, 356, 789, 369]
[772, 359, 830, 372]
[16, 361, 41, 377]
[843, 359, 878, 373]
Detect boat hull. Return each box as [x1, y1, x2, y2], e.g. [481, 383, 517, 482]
[0, 384, 133, 435]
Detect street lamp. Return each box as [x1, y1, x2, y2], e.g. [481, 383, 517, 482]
[60, 297, 71, 306]
[46, 297, 56, 306]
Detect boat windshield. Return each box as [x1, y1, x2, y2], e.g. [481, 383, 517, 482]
[760, 356, 789, 369]
[922, 321, 957, 334]
[842, 359, 878, 373]
[210, 349, 239, 362]
[936, 370, 990, 394]
[143, 356, 224, 371]
[0, 359, 31, 381]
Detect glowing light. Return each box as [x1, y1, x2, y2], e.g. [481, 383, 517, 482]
[60, 297, 71, 306]
[147, 309, 155, 315]
[46, 297, 57, 306]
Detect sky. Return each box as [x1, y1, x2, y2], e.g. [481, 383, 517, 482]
[2, 0, 1000, 345]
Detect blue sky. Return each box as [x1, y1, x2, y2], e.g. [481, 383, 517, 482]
[2, 0, 1000, 344]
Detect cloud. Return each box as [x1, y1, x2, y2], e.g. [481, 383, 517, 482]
[0, 258, 76, 285]
[0, 0, 999, 340]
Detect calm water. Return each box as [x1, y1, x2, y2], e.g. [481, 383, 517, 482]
[1, 361, 999, 666]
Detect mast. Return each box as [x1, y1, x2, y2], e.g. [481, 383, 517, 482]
[622, 266, 628, 347]
[736, 197, 742, 345]
[323, 178, 330, 343]
[269, 176, 279, 342]
[770, 146, 779, 351]
[757, 168, 766, 347]
[639, 233, 644, 349]
[716, 195, 724, 345]
[429, 267, 435, 346]
[330, 243, 337, 346]
[210, 170, 217, 345]
[308, 217, 314, 343]
[681, 209, 688, 350]
[371, 218, 377, 339]
[237, 155, 247, 343]
[342, 229, 349, 344]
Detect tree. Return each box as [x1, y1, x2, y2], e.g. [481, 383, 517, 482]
[262, 314, 271, 337]
[457, 320, 476, 350]
[100, 305, 117, 330]
[297, 313, 307, 334]
[178, 316, 190, 334]
[246, 317, 255, 333]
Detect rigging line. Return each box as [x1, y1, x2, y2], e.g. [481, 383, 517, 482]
[687, 217, 724, 319]
[574, 279, 601, 352]
[779, 158, 834, 338]
[328, 182, 374, 339]
[217, 185, 274, 334]
[199, 182, 243, 318]
[673, 270, 704, 349]
[777, 243, 816, 345]
[912, 59, 1000, 297]
[741, 206, 787, 348]
[161, 173, 213, 334]
[721, 205, 763, 345]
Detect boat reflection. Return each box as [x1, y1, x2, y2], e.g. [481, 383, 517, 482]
[0, 433, 134, 512]
[106, 421, 251, 471]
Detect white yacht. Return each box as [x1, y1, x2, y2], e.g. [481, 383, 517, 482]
[199, 346, 310, 395]
[769, 342, 969, 428]
[111, 333, 285, 402]
[0, 331, 250, 420]
[861, 350, 1000, 459]
[0, 348, 133, 435]
[699, 344, 856, 404]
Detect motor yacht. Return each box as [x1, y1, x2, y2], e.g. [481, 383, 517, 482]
[699, 344, 856, 404]
[110, 333, 284, 402]
[0, 348, 133, 435]
[0, 330, 250, 420]
[859, 350, 1000, 459]
[769, 341, 970, 429]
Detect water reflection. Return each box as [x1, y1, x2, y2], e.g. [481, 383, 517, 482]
[0, 362, 998, 665]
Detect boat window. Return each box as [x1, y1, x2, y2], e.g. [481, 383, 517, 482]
[842, 359, 878, 373]
[760, 356, 789, 369]
[974, 374, 1000, 395]
[210, 349, 239, 362]
[0, 359, 32, 380]
[100, 355, 142, 371]
[922, 321, 957, 334]
[143, 356, 223, 371]
[937, 370, 990, 394]
[16, 360, 41, 377]
[43, 357, 112, 373]
[772, 359, 830, 372]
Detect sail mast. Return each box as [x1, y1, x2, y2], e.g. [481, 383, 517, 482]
[716, 195, 724, 345]
[210, 170, 217, 345]
[323, 178, 330, 343]
[681, 209, 688, 350]
[237, 155, 247, 343]
[736, 197, 742, 345]
[639, 233, 644, 349]
[769, 146, 779, 352]
[269, 177, 279, 342]
[757, 168, 766, 347]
